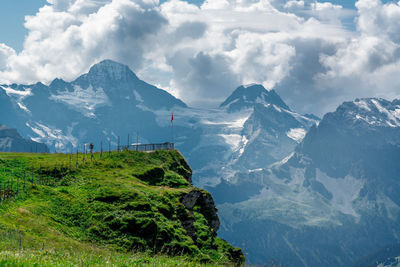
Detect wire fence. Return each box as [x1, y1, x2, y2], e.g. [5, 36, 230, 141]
[0, 141, 175, 204]
[0, 166, 69, 203]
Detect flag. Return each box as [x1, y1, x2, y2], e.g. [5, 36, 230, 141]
[171, 112, 174, 123]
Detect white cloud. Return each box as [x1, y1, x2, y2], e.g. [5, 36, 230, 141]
[154, 0, 349, 107]
[311, 2, 342, 11]
[284, 1, 304, 9]
[2, 0, 400, 116]
[227, 32, 296, 88]
[0, 0, 166, 84]
[310, 0, 400, 114]
[0, 44, 16, 72]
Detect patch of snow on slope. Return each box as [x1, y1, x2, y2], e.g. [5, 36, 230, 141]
[316, 169, 364, 217]
[223, 98, 239, 107]
[200, 111, 251, 128]
[1, 86, 32, 97]
[371, 99, 400, 127]
[219, 134, 242, 150]
[285, 109, 319, 127]
[271, 152, 295, 168]
[27, 122, 78, 151]
[286, 128, 306, 143]
[354, 99, 371, 111]
[238, 136, 249, 156]
[244, 83, 257, 88]
[133, 90, 143, 102]
[230, 115, 250, 128]
[273, 105, 282, 112]
[393, 108, 400, 118]
[50, 85, 110, 117]
[17, 103, 30, 113]
[1, 86, 32, 113]
[377, 193, 400, 221]
[355, 114, 380, 126]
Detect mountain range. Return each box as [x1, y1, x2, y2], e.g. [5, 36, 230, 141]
[218, 97, 400, 266]
[1, 60, 400, 266]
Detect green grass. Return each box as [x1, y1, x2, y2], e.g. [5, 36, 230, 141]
[0, 150, 244, 266]
[0, 250, 231, 266]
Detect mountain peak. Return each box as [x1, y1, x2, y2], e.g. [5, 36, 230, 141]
[329, 97, 400, 128]
[220, 84, 290, 112]
[49, 78, 73, 92]
[86, 60, 138, 82]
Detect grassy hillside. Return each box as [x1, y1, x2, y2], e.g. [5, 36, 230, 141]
[0, 150, 244, 266]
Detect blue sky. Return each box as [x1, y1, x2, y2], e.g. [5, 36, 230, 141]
[0, 0, 47, 51]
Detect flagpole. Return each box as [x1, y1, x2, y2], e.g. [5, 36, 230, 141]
[171, 112, 174, 145]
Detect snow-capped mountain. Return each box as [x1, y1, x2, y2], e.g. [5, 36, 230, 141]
[217, 98, 400, 266]
[174, 84, 318, 187]
[0, 60, 186, 151]
[0, 124, 48, 152]
[228, 85, 317, 171]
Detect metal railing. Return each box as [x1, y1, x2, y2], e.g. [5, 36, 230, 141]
[123, 142, 174, 152]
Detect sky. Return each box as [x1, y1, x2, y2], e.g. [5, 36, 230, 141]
[1, 0, 400, 116]
[0, 0, 47, 51]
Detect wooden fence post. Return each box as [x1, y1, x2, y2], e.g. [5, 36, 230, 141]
[83, 145, 85, 164]
[118, 136, 120, 152]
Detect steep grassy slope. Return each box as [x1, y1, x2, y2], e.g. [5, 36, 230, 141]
[0, 150, 244, 266]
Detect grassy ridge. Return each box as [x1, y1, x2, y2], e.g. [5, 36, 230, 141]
[0, 150, 244, 266]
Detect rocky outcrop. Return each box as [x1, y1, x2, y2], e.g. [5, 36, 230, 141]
[181, 188, 220, 236]
[0, 124, 49, 153]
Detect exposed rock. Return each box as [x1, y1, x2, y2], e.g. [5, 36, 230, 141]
[181, 189, 220, 233]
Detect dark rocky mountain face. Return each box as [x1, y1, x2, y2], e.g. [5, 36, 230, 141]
[217, 98, 400, 266]
[0, 124, 48, 152]
[220, 84, 290, 112]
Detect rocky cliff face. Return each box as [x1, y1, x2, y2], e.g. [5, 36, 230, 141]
[0, 124, 49, 152]
[181, 189, 220, 236]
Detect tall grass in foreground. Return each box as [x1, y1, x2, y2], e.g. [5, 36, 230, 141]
[0, 250, 229, 266]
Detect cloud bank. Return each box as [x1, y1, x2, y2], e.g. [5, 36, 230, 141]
[0, 0, 399, 115]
